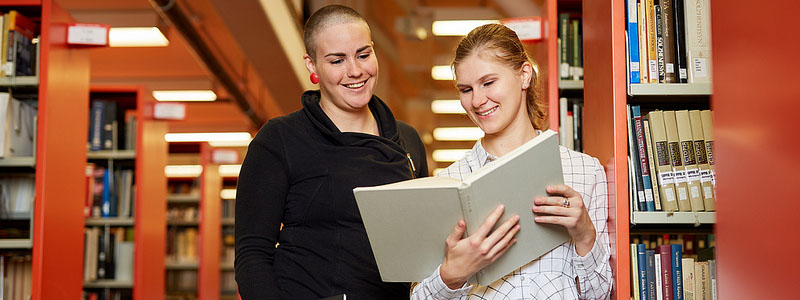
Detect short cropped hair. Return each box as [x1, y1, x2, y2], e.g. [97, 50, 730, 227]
[303, 5, 370, 60]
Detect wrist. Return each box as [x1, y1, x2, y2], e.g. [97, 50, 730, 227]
[439, 263, 468, 290]
[574, 227, 596, 256]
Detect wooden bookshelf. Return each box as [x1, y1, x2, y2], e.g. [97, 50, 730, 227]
[86, 150, 136, 160]
[167, 194, 200, 203]
[0, 239, 33, 249]
[559, 79, 585, 90]
[83, 280, 134, 289]
[630, 212, 716, 225]
[198, 143, 222, 300]
[85, 218, 135, 226]
[165, 261, 199, 270]
[0, 156, 36, 167]
[628, 83, 712, 96]
[0, 75, 38, 87]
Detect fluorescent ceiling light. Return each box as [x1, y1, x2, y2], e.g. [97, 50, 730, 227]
[432, 149, 470, 162]
[431, 100, 465, 114]
[165, 165, 202, 177]
[220, 189, 236, 200]
[153, 90, 217, 102]
[209, 139, 252, 147]
[218, 164, 241, 177]
[432, 20, 500, 36]
[431, 65, 454, 81]
[433, 127, 484, 141]
[109, 27, 169, 47]
[165, 132, 252, 143]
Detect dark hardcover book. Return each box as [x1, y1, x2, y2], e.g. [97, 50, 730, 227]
[628, 105, 647, 211]
[658, 244, 674, 300]
[673, 0, 689, 82]
[638, 244, 649, 300]
[89, 101, 105, 151]
[101, 101, 118, 150]
[633, 106, 656, 211]
[105, 231, 116, 279]
[559, 13, 570, 79]
[566, 15, 575, 79]
[698, 246, 715, 262]
[97, 230, 106, 279]
[671, 244, 684, 300]
[647, 250, 657, 300]
[655, 4, 666, 82]
[659, 0, 678, 83]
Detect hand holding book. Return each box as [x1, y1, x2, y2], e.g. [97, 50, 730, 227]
[533, 184, 597, 256]
[440, 204, 521, 289]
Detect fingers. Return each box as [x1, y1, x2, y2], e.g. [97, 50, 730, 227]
[446, 219, 467, 246]
[547, 184, 580, 199]
[490, 237, 517, 263]
[534, 215, 576, 228]
[475, 204, 505, 237]
[481, 215, 520, 251]
[531, 203, 573, 216]
[486, 224, 520, 258]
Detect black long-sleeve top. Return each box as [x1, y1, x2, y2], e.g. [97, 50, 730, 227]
[235, 91, 428, 300]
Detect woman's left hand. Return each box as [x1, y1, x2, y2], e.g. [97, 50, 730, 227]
[532, 184, 596, 256]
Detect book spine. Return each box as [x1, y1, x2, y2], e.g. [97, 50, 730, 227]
[638, 1, 649, 84]
[659, 0, 678, 83]
[643, 119, 662, 211]
[663, 111, 691, 211]
[627, 0, 641, 84]
[89, 100, 105, 151]
[655, 4, 666, 83]
[699, 110, 715, 189]
[675, 110, 704, 211]
[638, 244, 649, 300]
[684, 0, 711, 83]
[654, 253, 664, 300]
[102, 101, 117, 150]
[632, 244, 642, 300]
[627, 105, 647, 211]
[647, 250, 658, 300]
[658, 245, 674, 300]
[648, 111, 679, 211]
[571, 19, 582, 80]
[633, 106, 656, 211]
[695, 261, 709, 300]
[671, 244, 684, 300]
[645, 0, 659, 82]
[689, 110, 715, 210]
[560, 13, 570, 79]
[709, 260, 717, 300]
[682, 258, 696, 300]
[673, 0, 688, 82]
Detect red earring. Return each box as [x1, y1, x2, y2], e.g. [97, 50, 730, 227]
[310, 73, 319, 84]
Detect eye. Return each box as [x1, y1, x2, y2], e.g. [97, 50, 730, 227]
[330, 59, 343, 65]
[459, 87, 472, 94]
[483, 80, 495, 87]
[358, 53, 371, 60]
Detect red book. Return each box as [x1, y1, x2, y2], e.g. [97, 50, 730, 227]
[658, 244, 674, 300]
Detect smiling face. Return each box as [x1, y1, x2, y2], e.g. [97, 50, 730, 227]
[304, 21, 378, 113]
[455, 52, 533, 137]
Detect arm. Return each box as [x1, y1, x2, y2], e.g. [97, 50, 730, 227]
[531, 159, 612, 299]
[235, 123, 289, 299]
[411, 205, 520, 300]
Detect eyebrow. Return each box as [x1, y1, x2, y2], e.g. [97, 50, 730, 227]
[324, 45, 373, 58]
[456, 73, 498, 88]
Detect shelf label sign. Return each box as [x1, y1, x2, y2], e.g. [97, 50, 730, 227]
[67, 23, 110, 47]
[500, 17, 543, 43]
[153, 102, 186, 120]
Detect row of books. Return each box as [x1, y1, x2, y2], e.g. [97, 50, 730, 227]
[165, 270, 197, 295]
[168, 206, 198, 222]
[625, 0, 711, 84]
[0, 175, 33, 220]
[1, 254, 32, 300]
[166, 227, 198, 264]
[168, 181, 199, 196]
[631, 243, 717, 300]
[221, 198, 235, 219]
[0, 10, 38, 78]
[221, 271, 236, 293]
[632, 234, 715, 257]
[627, 107, 715, 212]
[0, 93, 36, 158]
[559, 97, 583, 152]
[85, 165, 136, 218]
[83, 227, 134, 283]
[88, 100, 138, 152]
[221, 227, 234, 267]
[558, 13, 583, 80]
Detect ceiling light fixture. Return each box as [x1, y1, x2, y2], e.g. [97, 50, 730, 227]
[431, 100, 465, 114]
[153, 90, 217, 102]
[218, 164, 242, 177]
[431, 65, 454, 81]
[164, 165, 203, 177]
[109, 27, 169, 47]
[433, 127, 484, 141]
[164, 132, 252, 143]
[220, 189, 236, 200]
[432, 149, 470, 162]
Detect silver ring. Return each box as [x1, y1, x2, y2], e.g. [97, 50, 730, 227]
[562, 198, 570, 208]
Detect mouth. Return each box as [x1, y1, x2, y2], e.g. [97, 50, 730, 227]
[342, 78, 368, 90]
[476, 105, 499, 117]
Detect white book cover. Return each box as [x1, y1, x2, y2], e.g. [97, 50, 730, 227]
[354, 130, 568, 285]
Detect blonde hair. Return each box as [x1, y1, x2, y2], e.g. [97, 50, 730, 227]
[452, 24, 547, 130]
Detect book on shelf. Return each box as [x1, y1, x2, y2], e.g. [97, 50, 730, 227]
[644, 0, 659, 83]
[654, 4, 666, 83]
[688, 110, 715, 210]
[353, 130, 568, 285]
[630, 244, 641, 300]
[654, 252, 664, 300]
[558, 13, 583, 80]
[671, 244, 684, 300]
[630, 234, 717, 300]
[642, 118, 662, 211]
[636, 244, 648, 300]
[0, 175, 33, 220]
[699, 110, 715, 191]
[657, 244, 674, 300]
[626, 0, 641, 84]
[684, 0, 711, 84]
[637, 1, 649, 83]
[659, 0, 678, 83]
[675, 110, 704, 211]
[632, 105, 656, 211]
[1, 93, 36, 158]
[682, 257, 695, 300]
[627, 105, 648, 211]
[663, 111, 692, 211]
[672, 0, 689, 82]
[646, 250, 657, 300]
[2, 10, 38, 78]
[647, 111, 678, 211]
[1, 254, 32, 300]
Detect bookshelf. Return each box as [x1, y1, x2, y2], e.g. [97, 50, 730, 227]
[83, 86, 168, 300]
[0, 2, 92, 300]
[165, 147, 201, 300]
[583, 1, 716, 299]
[198, 143, 222, 300]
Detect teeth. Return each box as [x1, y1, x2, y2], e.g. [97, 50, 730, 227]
[345, 81, 365, 88]
[478, 106, 498, 116]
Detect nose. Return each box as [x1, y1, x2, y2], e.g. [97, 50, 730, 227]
[471, 87, 487, 109]
[346, 59, 363, 78]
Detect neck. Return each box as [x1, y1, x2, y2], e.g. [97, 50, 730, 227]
[319, 96, 379, 135]
[482, 120, 538, 157]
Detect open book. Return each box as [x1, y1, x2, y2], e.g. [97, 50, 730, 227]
[354, 130, 569, 286]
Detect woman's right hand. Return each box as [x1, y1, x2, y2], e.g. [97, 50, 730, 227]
[439, 204, 521, 290]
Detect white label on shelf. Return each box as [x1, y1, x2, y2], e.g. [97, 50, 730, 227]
[649, 60, 658, 79]
[679, 68, 688, 79]
[631, 62, 640, 72]
[212, 149, 239, 164]
[704, 186, 713, 199]
[659, 171, 675, 186]
[560, 63, 570, 77]
[153, 102, 186, 120]
[693, 58, 708, 78]
[666, 63, 675, 73]
[664, 187, 676, 202]
[67, 24, 108, 46]
[678, 187, 688, 201]
[686, 167, 701, 183]
[501, 18, 542, 41]
[699, 169, 713, 183]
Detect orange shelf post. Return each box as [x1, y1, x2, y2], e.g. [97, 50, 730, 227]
[582, 0, 630, 299]
[30, 1, 91, 299]
[198, 143, 222, 299]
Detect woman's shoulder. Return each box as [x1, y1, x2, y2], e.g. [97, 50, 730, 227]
[558, 146, 604, 175]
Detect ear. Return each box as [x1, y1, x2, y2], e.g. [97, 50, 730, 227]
[520, 61, 534, 90]
[304, 53, 316, 74]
